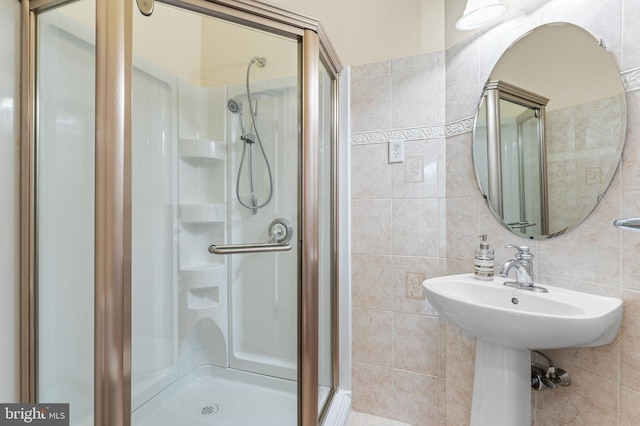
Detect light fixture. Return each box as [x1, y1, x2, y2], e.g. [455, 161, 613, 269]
[455, 0, 508, 31]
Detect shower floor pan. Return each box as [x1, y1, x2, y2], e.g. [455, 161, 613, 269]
[132, 365, 297, 426]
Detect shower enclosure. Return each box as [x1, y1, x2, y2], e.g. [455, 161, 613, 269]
[19, 0, 344, 425]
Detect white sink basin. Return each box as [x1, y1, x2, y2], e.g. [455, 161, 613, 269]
[422, 273, 623, 350]
[422, 273, 623, 426]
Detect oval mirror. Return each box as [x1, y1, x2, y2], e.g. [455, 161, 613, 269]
[472, 22, 627, 239]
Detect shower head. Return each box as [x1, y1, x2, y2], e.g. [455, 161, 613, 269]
[228, 98, 248, 134]
[251, 56, 267, 68]
[227, 98, 243, 114]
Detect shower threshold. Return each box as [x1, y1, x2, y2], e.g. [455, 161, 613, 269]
[132, 365, 297, 425]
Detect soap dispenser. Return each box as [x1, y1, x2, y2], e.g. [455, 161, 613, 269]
[474, 234, 494, 281]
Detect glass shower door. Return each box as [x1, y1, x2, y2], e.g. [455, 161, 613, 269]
[318, 59, 335, 416]
[35, 2, 96, 424]
[130, 3, 301, 425]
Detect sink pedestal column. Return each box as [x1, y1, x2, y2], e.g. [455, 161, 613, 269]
[470, 340, 530, 426]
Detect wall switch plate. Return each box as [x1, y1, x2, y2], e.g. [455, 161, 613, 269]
[388, 139, 404, 163]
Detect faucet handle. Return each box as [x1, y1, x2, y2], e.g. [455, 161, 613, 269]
[505, 244, 533, 259]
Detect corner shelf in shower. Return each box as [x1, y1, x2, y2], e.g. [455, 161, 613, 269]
[179, 263, 226, 288]
[186, 286, 220, 310]
[179, 263, 226, 311]
[178, 204, 226, 223]
[178, 138, 226, 160]
[180, 264, 224, 310]
[177, 136, 228, 310]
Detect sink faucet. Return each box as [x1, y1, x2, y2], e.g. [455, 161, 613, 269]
[499, 244, 547, 293]
[500, 258, 533, 286]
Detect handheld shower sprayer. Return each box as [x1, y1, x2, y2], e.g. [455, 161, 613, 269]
[227, 98, 247, 135]
[228, 55, 273, 214]
[227, 98, 243, 114]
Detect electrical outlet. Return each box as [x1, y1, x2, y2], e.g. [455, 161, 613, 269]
[388, 139, 404, 163]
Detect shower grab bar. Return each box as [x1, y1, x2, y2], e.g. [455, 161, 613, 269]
[208, 242, 292, 255]
[209, 218, 294, 254]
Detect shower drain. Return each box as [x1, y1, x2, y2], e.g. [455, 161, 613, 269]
[197, 403, 220, 418]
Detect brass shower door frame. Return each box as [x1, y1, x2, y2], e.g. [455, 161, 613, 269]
[19, 0, 343, 425]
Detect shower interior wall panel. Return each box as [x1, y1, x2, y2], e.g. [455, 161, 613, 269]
[226, 78, 299, 381]
[175, 79, 230, 376]
[131, 62, 179, 410]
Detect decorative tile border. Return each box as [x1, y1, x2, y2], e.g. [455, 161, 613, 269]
[351, 70, 639, 146]
[350, 117, 474, 146]
[622, 67, 640, 92]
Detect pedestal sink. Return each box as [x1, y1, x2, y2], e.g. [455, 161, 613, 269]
[422, 274, 623, 426]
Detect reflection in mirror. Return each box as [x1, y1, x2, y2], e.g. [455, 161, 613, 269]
[475, 80, 549, 236]
[473, 22, 627, 239]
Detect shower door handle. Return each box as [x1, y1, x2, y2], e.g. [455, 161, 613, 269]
[209, 218, 293, 255]
[208, 241, 292, 255]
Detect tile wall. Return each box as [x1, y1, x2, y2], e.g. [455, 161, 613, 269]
[350, 0, 640, 424]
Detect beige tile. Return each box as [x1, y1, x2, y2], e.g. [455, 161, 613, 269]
[445, 196, 479, 262]
[533, 275, 619, 299]
[621, 190, 640, 291]
[620, 386, 640, 426]
[623, 0, 640, 69]
[351, 143, 392, 200]
[391, 198, 439, 257]
[445, 132, 477, 198]
[445, 39, 481, 122]
[352, 254, 394, 311]
[621, 290, 640, 392]
[541, 339, 619, 385]
[444, 378, 472, 426]
[438, 138, 447, 198]
[435, 51, 446, 125]
[444, 323, 476, 391]
[442, 258, 471, 276]
[393, 370, 439, 426]
[535, 369, 617, 426]
[392, 256, 439, 315]
[438, 196, 447, 259]
[352, 308, 393, 367]
[438, 377, 446, 426]
[393, 312, 440, 375]
[350, 60, 392, 80]
[352, 362, 394, 419]
[391, 139, 440, 199]
[351, 199, 392, 255]
[439, 320, 447, 379]
[350, 62, 391, 133]
[390, 53, 440, 128]
[348, 410, 412, 426]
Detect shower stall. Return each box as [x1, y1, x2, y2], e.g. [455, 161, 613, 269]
[19, 0, 346, 425]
